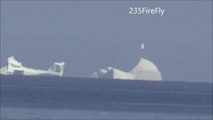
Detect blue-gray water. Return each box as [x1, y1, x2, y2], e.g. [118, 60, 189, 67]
[1, 75, 212, 119]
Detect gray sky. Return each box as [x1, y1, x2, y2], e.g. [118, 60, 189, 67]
[1, 1, 212, 82]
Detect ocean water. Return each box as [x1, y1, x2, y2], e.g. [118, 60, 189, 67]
[1, 75, 212, 119]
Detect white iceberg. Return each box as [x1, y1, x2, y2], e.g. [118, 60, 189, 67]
[0, 56, 65, 77]
[90, 57, 162, 81]
[90, 44, 162, 81]
[130, 57, 162, 80]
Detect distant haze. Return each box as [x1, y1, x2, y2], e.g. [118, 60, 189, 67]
[1, 1, 212, 82]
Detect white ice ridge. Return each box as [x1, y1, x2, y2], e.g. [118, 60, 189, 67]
[0, 56, 65, 77]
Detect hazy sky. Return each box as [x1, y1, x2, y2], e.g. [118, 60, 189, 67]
[1, 1, 212, 82]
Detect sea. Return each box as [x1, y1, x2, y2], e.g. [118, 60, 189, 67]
[1, 75, 212, 120]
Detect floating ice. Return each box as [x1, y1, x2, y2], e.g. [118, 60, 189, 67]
[90, 43, 162, 81]
[0, 56, 65, 77]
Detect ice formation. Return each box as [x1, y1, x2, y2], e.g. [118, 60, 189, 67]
[91, 44, 162, 81]
[0, 56, 65, 77]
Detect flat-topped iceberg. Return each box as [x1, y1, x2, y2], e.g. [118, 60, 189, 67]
[0, 56, 65, 77]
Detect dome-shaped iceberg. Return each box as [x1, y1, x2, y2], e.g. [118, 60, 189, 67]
[90, 43, 162, 81]
[90, 57, 162, 81]
[130, 57, 162, 81]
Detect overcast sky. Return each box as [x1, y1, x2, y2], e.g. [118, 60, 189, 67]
[1, 1, 212, 82]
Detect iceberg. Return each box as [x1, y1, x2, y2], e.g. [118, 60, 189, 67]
[0, 56, 65, 77]
[90, 44, 162, 81]
[90, 57, 162, 81]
